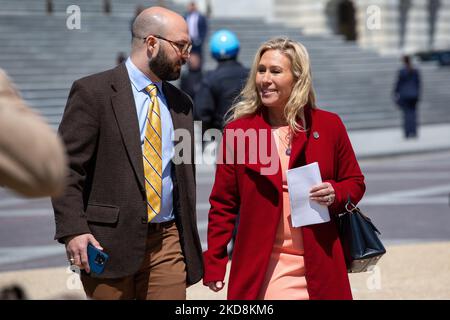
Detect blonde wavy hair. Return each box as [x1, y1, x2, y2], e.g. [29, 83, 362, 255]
[225, 37, 317, 132]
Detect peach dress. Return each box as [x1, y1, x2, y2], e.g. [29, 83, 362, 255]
[257, 125, 309, 300]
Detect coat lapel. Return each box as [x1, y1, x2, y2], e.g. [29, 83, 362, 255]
[110, 63, 145, 190]
[288, 129, 308, 169]
[288, 105, 313, 169]
[243, 106, 314, 191]
[243, 111, 281, 192]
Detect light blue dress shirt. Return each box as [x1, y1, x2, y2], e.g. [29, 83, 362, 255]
[125, 58, 175, 223]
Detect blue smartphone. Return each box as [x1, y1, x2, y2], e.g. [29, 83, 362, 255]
[87, 243, 109, 275]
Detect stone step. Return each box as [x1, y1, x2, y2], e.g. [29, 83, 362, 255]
[39, 105, 450, 130]
[26, 94, 446, 116]
[0, 0, 183, 15]
[1, 1, 447, 133]
[40, 108, 450, 132]
[10, 76, 448, 105]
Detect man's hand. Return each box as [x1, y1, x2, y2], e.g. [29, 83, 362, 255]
[64, 233, 103, 274]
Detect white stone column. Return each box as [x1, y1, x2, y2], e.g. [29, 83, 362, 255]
[271, 0, 331, 34]
[403, 0, 429, 53]
[434, 0, 450, 50]
[355, 0, 402, 55]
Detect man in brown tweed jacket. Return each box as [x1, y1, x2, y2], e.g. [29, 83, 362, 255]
[52, 7, 203, 299]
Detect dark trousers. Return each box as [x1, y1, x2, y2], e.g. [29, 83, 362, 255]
[399, 98, 418, 138]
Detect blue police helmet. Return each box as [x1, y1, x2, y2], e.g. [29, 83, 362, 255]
[209, 29, 240, 61]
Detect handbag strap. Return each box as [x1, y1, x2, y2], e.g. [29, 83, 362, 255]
[344, 197, 382, 235]
[345, 201, 358, 213]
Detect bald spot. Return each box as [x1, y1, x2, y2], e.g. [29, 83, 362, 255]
[131, 6, 186, 50]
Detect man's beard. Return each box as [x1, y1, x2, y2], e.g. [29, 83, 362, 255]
[148, 48, 182, 81]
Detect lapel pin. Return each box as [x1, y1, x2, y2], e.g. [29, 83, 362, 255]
[313, 131, 319, 139]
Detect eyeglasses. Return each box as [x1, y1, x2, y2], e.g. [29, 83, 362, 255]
[143, 34, 192, 56]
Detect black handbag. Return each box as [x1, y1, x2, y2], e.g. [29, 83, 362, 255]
[337, 199, 386, 273]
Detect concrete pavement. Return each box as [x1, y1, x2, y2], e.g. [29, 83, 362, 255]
[1, 241, 449, 300]
[349, 123, 450, 159]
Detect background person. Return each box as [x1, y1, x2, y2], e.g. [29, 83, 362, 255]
[180, 51, 203, 100]
[194, 29, 249, 257]
[194, 29, 249, 133]
[184, 2, 208, 61]
[203, 38, 365, 300]
[393, 55, 421, 139]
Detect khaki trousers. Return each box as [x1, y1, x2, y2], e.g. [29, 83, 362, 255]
[81, 221, 186, 300]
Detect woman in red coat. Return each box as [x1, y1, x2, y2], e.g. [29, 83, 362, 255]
[203, 38, 365, 300]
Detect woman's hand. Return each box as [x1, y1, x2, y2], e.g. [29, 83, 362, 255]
[310, 182, 335, 206]
[205, 281, 225, 292]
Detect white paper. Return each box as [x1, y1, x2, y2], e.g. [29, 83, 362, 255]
[286, 162, 330, 227]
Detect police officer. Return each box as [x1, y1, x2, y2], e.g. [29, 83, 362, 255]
[194, 29, 249, 132]
[195, 31, 248, 257]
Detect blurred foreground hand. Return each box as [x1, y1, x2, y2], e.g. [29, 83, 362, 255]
[0, 68, 67, 197]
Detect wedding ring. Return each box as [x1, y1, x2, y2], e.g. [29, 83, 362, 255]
[69, 257, 75, 264]
[326, 195, 333, 204]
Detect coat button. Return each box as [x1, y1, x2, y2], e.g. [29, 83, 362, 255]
[313, 131, 319, 139]
[141, 217, 147, 224]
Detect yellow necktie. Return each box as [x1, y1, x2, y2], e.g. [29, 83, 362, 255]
[144, 84, 162, 222]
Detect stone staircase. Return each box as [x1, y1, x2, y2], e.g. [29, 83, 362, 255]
[0, 0, 449, 130]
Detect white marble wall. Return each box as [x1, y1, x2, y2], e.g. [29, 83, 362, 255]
[271, 0, 450, 56]
[272, 0, 330, 34]
[174, 0, 450, 55]
[403, 0, 429, 53]
[434, 0, 450, 50]
[356, 0, 403, 55]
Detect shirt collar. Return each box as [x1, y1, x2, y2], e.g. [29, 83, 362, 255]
[125, 57, 163, 94]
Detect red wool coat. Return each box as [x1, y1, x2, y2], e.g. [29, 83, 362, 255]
[203, 106, 366, 300]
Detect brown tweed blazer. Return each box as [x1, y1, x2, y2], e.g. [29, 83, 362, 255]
[52, 63, 203, 285]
